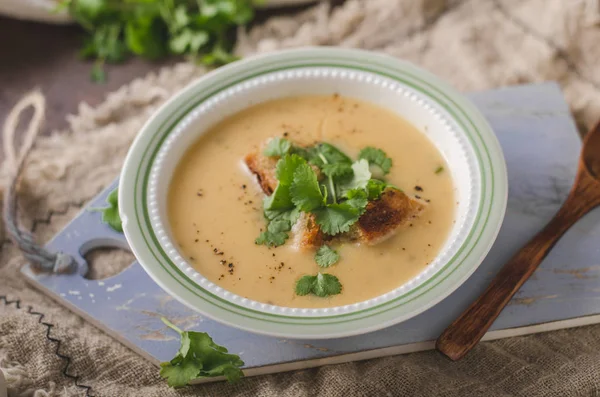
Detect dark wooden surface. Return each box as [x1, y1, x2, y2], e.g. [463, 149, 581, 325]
[0, 2, 325, 135]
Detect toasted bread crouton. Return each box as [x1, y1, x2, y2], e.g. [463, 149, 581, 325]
[292, 212, 325, 249]
[244, 150, 278, 194]
[293, 189, 426, 248]
[355, 189, 426, 245]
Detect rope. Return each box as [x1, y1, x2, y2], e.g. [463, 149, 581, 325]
[2, 91, 77, 274]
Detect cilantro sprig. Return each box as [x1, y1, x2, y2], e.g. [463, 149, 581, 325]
[295, 273, 342, 297]
[160, 317, 244, 388]
[315, 245, 340, 268]
[58, 0, 256, 82]
[89, 188, 122, 232]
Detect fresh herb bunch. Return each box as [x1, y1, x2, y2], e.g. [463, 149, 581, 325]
[256, 138, 395, 248]
[256, 138, 396, 298]
[57, 0, 257, 82]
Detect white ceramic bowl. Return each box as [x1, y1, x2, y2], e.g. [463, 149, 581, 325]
[119, 47, 507, 339]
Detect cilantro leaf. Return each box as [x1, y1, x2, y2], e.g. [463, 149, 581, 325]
[125, 16, 168, 59]
[90, 188, 122, 232]
[160, 357, 200, 388]
[295, 275, 315, 296]
[255, 230, 288, 247]
[344, 189, 369, 215]
[295, 273, 342, 297]
[315, 143, 352, 165]
[359, 147, 393, 174]
[255, 211, 297, 247]
[339, 159, 371, 196]
[275, 154, 306, 185]
[290, 163, 324, 212]
[264, 207, 300, 224]
[314, 203, 361, 235]
[263, 184, 293, 212]
[366, 179, 387, 200]
[435, 166, 445, 174]
[264, 137, 292, 157]
[160, 318, 244, 388]
[65, 0, 256, 81]
[258, 155, 306, 246]
[313, 273, 342, 297]
[321, 163, 353, 179]
[263, 154, 306, 212]
[315, 245, 340, 268]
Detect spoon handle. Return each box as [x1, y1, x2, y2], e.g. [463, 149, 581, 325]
[436, 177, 598, 361]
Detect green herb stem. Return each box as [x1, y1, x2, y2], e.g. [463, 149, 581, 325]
[318, 152, 337, 203]
[161, 317, 183, 335]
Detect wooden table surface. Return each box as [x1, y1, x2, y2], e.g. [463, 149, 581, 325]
[0, 2, 324, 135]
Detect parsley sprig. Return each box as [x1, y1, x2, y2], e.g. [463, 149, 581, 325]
[58, 0, 256, 82]
[160, 317, 244, 388]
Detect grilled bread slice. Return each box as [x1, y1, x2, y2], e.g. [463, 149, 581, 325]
[244, 150, 279, 194]
[354, 188, 426, 245]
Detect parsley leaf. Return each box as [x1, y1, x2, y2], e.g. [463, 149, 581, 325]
[295, 273, 342, 297]
[290, 163, 324, 212]
[264, 137, 292, 157]
[359, 147, 393, 174]
[160, 318, 244, 388]
[90, 188, 122, 232]
[315, 245, 340, 268]
[339, 159, 371, 196]
[435, 166, 445, 174]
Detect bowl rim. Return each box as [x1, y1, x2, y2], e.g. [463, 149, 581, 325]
[119, 47, 508, 339]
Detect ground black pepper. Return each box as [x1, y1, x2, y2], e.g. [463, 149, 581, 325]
[414, 186, 423, 192]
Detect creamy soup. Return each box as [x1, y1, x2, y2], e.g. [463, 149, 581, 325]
[168, 95, 455, 308]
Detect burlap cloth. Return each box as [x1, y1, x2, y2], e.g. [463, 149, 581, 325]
[2, 0, 600, 395]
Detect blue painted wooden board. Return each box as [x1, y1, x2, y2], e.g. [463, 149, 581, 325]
[22, 82, 600, 381]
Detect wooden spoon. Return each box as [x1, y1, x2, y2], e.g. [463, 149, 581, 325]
[436, 121, 600, 361]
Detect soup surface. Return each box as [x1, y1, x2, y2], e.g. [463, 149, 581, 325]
[168, 95, 455, 308]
